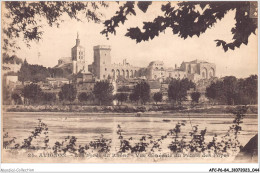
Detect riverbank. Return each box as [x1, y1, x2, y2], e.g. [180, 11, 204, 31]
[4, 104, 257, 114]
[3, 111, 258, 119]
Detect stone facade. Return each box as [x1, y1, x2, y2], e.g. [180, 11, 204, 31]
[71, 33, 88, 74]
[56, 36, 216, 83]
[146, 60, 216, 82]
[179, 60, 216, 80]
[111, 62, 140, 80]
[147, 61, 187, 81]
[147, 61, 188, 81]
[147, 61, 165, 80]
[90, 45, 141, 80]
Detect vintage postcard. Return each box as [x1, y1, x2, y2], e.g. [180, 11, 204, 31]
[1, 1, 258, 165]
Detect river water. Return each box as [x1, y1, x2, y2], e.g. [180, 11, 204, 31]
[3, 112, 258, 153]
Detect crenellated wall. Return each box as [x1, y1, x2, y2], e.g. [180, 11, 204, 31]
[92, 45, 141, 80]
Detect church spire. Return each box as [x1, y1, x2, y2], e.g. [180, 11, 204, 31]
[76, 32, 80, 46]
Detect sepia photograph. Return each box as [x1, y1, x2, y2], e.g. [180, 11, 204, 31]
[1, 0, 258, 168]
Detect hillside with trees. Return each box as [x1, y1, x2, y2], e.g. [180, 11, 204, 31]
[18, 59, 72, 83]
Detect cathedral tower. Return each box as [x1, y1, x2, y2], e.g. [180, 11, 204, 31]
[71, 32, 87, 74]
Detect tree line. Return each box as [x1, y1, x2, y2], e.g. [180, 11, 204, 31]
[18, 59, 72, 84]
[8, 75, 257, 106]
[206, 75, 257, 105]
[9, 79, 196, 106]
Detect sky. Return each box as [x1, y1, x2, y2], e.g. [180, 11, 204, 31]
[7, 2, 258, 78]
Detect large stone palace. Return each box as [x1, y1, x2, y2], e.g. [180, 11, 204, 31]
[89, 45, 140, 80]
[56, 34, 216, 82]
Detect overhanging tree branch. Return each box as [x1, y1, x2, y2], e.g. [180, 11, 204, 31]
[102, 1, 257, 52]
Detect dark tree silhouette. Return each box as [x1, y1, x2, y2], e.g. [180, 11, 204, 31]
[93, 80, 114, 105]
[153, 92, 162, 104]
[3, 2, 257, 53]
[58, 84, 77, 103]
[129, 92, 139, 103]
[42, 92, 56, 104]
[2, 53, 23, 64]
[78, 92, 89, 103]
[191, 92, 201, 104]
[102, 1, 257, 52]
[2, 1, 108, 52]
[18, 59, 51, 83]
[22, 83, 43, 104]
[11, 93, 22, 105]
[168, 78, 195, 105]
[132, 81, 151, 105]
[243, 75, 258, 104]
[114, 93, 128, 105]
[206, 75, 258, 105]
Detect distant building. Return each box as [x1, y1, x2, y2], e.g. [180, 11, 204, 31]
[73, 72, 96, 94]
[90, 45, 141, 80]
[4, 75, 18, 85]
[58, 57, 72, 65]
[147, 81, 161, 93]
[147, 60, 216, 82]
[54, 33, 92, 79]
[147, 61, 165, 80]
[46, 77, 70, 88]
[54, 35, 217, 85]
[71, 33, 88, 74]
[147, 61, 188, 81]
[180, 59, 216, 81]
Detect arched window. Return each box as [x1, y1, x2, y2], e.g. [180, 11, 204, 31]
[112, 69, 115, 79]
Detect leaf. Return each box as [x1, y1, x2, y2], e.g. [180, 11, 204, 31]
[227, 44, 235, 50]
[223, 45, 228, 52]
[199, 2, 207, 10]
[137, 1, 152, 13]
[216, 41, 221, 47]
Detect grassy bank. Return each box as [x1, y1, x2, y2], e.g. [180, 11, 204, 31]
[4, 104, 258, 115]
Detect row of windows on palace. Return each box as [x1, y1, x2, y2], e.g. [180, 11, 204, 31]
[100, 70, 214, 80]
[100, 69, 187, 79]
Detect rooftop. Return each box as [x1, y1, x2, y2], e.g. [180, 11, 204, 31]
[93, 45, 111, 50]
